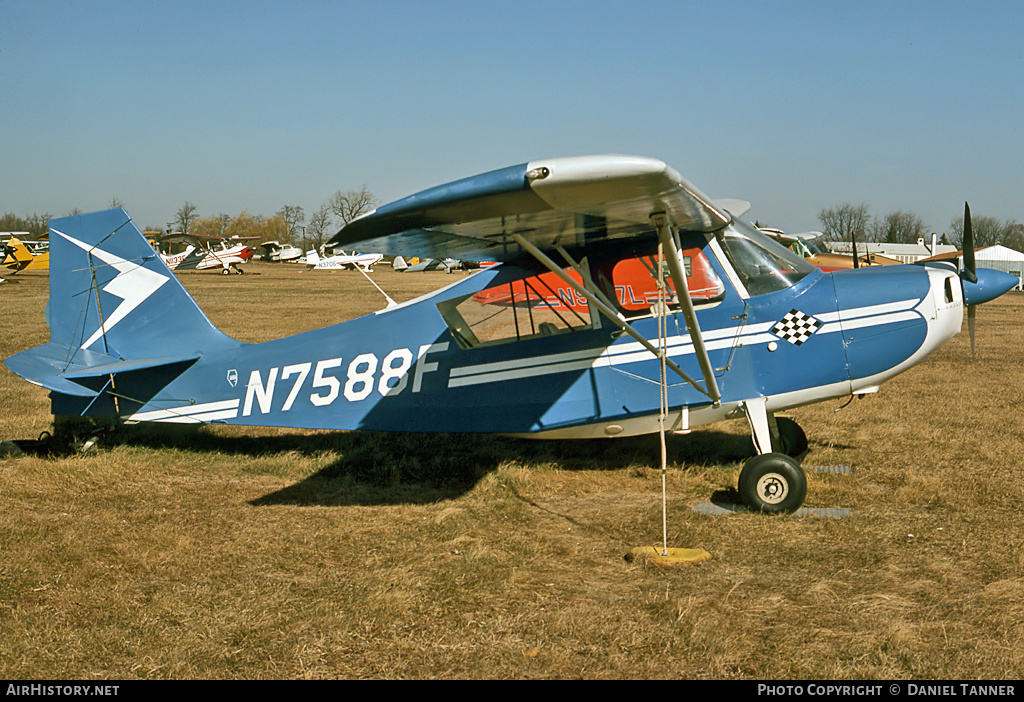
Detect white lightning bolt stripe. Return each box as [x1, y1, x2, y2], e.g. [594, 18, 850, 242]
[54, 228, 169, 350]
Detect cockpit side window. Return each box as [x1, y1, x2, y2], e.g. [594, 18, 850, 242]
[436, 238, 727, 349]
[599, 244, 725, 320]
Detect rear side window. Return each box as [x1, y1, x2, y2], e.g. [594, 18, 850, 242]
[437, 266, 595, 349]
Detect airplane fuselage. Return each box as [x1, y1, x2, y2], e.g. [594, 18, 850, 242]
[56, 226, 965, 440]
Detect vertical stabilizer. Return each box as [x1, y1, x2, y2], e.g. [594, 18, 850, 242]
[47, 208, 234, 360]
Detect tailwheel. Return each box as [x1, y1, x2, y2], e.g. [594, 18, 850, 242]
[738, 452, 806, 514]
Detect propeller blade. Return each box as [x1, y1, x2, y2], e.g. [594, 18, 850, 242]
[962, 202, 977, 284]
[852, 231, 859, 269]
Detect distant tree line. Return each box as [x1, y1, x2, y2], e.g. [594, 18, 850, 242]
[2, 186, 379, 254]
[0, 212, 52, 239]
[818, 203, 1024, 251]
[16, 191, 1020, 254]
[165, 186, 379, 253]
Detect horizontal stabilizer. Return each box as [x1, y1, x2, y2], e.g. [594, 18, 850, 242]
[5, 342, 200, 399]
[62, 353, 202, 380]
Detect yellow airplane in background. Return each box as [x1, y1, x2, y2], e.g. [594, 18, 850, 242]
[2, 237, 49, 273]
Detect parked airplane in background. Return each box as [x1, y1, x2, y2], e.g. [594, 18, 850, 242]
[760, 229, 900, 271]
[471, 251, 722, 314]
[2, 237, 50, 272]
[393, 256, 499, 273]
[305, 249, 383, 272]
[5, 156, 1016, 514]
[260, 241, 302, 262]
[158, 234, 258, 274]
[392, 256, 461, 273]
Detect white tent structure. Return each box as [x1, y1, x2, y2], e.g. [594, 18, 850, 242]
[974, 245, 1024, 290]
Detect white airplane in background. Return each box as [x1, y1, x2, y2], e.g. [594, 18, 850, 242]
[158, 234, 258, 275]
[305, 249, 383, 272]
[260, 241, 303, 262]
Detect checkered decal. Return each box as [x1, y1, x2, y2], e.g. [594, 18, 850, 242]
[771, 309, 823, 346]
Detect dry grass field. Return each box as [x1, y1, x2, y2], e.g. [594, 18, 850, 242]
[1, 263, 1023, 680]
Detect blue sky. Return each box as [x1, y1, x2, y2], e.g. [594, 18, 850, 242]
[3, 0, 1022, 236]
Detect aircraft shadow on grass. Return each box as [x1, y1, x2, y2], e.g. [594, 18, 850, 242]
[11, 422, 851, 511]
[77, 424, 760, 507]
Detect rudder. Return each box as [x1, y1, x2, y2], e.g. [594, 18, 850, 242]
[46, 208, 233, 359]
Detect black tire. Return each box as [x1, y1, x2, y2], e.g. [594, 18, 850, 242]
[775, 417, 808, 458]
[738, 452, 807, 514]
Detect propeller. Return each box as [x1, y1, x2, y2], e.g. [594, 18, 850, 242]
[957, 202, 1018, 358]
[962, 202, 977, 357]
[851, 230, 859, 269]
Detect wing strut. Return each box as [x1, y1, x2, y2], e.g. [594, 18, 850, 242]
[554, 244, 623, 329]
[650, 213, 722, 406]
[509, 233, 714, 400]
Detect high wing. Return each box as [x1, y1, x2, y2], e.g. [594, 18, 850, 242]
[159, 233, 260, 248]
[328, 155, 733, 262]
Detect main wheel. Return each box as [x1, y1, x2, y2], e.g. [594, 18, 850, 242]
[738, 452, 807, 514]
[775, 417, 808, 458]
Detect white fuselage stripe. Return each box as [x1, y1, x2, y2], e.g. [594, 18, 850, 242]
[448, 297, 924, 389]
[129, 399, 240, 423]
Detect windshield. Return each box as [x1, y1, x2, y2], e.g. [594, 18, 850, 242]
[801, 236, 828, 255]
[720, 219, 817, 296]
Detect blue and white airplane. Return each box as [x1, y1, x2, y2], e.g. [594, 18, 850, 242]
[5, 155, 1016, 513]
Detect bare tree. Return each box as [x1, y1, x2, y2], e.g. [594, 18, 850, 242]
[175, 202, 199, 235]
[818, 203, 871, 243]
[947, 213, 1022, 249]
[872, 210, 927, 244]
[277, 205, 305, 245]
[328, 185, 378, 227]
[1003, 222, 1024, 252]
[305, 203, 332, 253]
[0, 212, 51, 239]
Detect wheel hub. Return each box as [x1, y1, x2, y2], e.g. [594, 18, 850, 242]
[756, 472, 789, 504]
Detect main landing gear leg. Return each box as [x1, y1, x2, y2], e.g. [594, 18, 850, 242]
[738, 398, 807, 514]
